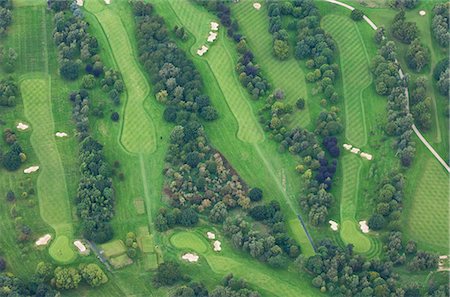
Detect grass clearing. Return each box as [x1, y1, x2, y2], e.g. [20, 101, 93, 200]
[100, 240, 127, 259]
[110, 254, 133, 269]
[232, 0, 311, 128]
[85, 0, 156, 154]
[133, 199, 145, 215]
[142, 253, 158, 271]
[21, 77, 75, 263]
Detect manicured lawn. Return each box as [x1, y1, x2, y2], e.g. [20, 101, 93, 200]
[48, 235, 76, 264]
[232, 0, 311, 128]
[170, 231, 209, 253]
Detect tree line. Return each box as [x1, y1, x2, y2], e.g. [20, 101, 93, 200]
[431, 3, 449, 48]
[0, 0, 12, 36]
[267, 1, 291, 60]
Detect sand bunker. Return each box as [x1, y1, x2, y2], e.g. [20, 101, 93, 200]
[343, 144, 352, 150]
[207, 232, 216, 240]
[36, 234, 52, 246]
[207, 32, 218, 42]
[359, 221, 369, 233]
[329, 220, 339, 231]
[419, 10, 426, 16]
[74, 240, 87, 253]
[55, 132, 68, 138]
[197, 45, 209, 56]
[350, 147, 360, 154]
[182, 253, 199, 262]
[104, 0, 110, 4]
[210, 22, 219, 31]
[360, 152, 373, 160]
[253, 2, 261, 10]
[213, 240, 221, 252]
[24, 166, 39, 174]
[76, 0, 83, 6]
[17, 122, 29, 131]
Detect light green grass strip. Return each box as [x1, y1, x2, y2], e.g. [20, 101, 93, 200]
[21, 77, 75, 262]
[86, 0, 156, 153]
[406, 158, 449, 252]
[12, 0, 45, 7]
[232, 0, 311, 128]
[167, 0, 264, 143]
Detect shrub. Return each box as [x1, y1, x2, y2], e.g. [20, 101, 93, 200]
[248, 187, 263, 201]
[111, 112, 119, 122]
[350, 9, 364, 21]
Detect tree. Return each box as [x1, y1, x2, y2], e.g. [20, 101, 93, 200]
[171, 286, 195, 297]
[0, 257, 5, 272]
[350, 9, 364, 21]
[6, 190, 15, 202]
[391, 11, 418, 44]
[111, 112, 120, 122]
[153, 261, 184, 287]
[82, 74, 96, 89]
[248, 187, 263, 201]
[296, 98, 305, 109]
[60, 60, 79, 80]
[35, 262, 53, 282]
[209, 202, 228, 223]
[368, 213, 386, 230]
[0, 7, 12, 33]
[432, 3, 450, 48]
[437, 69, 449, 96]
[53, 267, 81, 290]
[273, 39, 289, 60]
[79, 263, 108, 287]
[177, 208, 198, 226]
[2, 150, 21, 171]
[406, 39, 430, 72]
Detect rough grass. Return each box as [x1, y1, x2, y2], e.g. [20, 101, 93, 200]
[48, 235, 76, 264]
[21, 77, 75, 262]
[110, 254, 133, 269]
[142, 253, 158, 271]
[322, 14, 370, 147]
[170, 231, 208, 253]
[165, 0, 264, 143]
[232, 0, 311, 128]
[100, 240, 127, 259]
[133, 199, 145, 215]
[404, 156, 449, 253]
[85, 0, 156, 154]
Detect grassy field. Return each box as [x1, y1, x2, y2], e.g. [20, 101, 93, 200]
[232, 0, 311, 128]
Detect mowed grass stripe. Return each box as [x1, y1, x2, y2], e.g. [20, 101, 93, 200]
[21, 78, 74, 251]
[88, 3, 156, 153]
[339, 155, 371, 253]
[322, 14, 370, 147]
[406, 158, 449, 251]
[233, 1, 310, 128]
[167, 0, 264, 143]
[8, 5, 47, 73]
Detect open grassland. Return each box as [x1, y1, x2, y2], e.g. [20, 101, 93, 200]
[164, 0, 264, 144]
[168, 229, 317, 297]
[232, 0, 311, 128]
[21, 77, 75, 263]
[85, 0, 156, 154]
[404, 153, 449, 253]
[156, 0, 315, 257]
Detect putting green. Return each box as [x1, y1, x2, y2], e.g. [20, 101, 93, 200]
[85, 0, 156, 154]
[21, 77, 75, 263]
[170, 231, 208, 253]
[166, 0, 264, 143]
[340, 220, 371, 254]
[48, 236, 76, 264]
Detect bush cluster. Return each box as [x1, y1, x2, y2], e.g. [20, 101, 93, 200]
[431, 3, 450, 48]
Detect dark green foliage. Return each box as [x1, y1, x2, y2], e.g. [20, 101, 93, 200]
[48, 0, 70, 12]
[410, 77, 432, 130]
[0, 78, 19, 107]
[0, 257, 5, 272]
[111, 112, 119, 122]
[433, 58, 448, 80]
[153, 261, 185, 287]
[6, 190, 15, 202]
[0, 7, 12, 35]
[431, 3, 450, 48]
[409, 251, 439, 271]
[2, 149, 21, 171]
[368, 213, 386, 230]
[59, 60, 80, 80]
[350, 9, 364, 21]
[131, 0, 153, 16]
[248, 187, 263, 202]
[391, 11, 418, 44]
[296, 98, 305, 109]
[406, 39, 430, 72]
[391, 0, 419, 9]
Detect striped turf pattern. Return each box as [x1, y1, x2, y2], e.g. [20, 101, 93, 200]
[322, 15, 379, 256]
[88, 4, 157, 153]
[167, 0, 264, 143]
[232, 0, 311, 128]
[406, 159, 449, 252]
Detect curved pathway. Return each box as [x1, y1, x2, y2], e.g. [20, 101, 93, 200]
[324, 0, 450, 173]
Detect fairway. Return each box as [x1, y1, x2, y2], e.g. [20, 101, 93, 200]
[322, 14, 370, 147]
[166, 0, 264, 143]
[21, 77, 75, 263]
[232, 0, 311, 128]
[170, 231, 208, 253]
[405, 157, 449, 252]
[85, 0, 156, 154]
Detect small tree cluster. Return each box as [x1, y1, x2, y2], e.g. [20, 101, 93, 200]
[431, 3, 450, 48]
[267, 2, 290, 60]
[391, 11, 418, 44]
[406, 39, 430, 72]
[0, 0, 12, 36]
[0, 47, 17, 73]
[410, 77, 432, 130]
[0, 78, 19, 107]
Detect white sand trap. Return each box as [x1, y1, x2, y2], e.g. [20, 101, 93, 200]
[76, 0, 83, 6]
[24, 166, 39, 174]
[360, 152, 373, 160]
[359, 221, 369, 233]
[104, 0, 110, 4]
[419, 10, 426, 16]
[253, 2, 261, 10]
[206, 232, 216, 239]
[17, 122, 29, 131]
[207, 32, 218, 42]
[36, 234, 52, 246]
[350, 147, 360, 154]
[213, 240, 221, 252]
[210, 22, 219, 31]
[197, 45, 209, 56]
[343, 143, 352, 150]
[182, 253, 199, 262]
[55, 132, 68, 138]
[329, 220, 339, 231]
[74, 240, 87, 253]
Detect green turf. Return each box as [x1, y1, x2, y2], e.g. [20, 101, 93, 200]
[170, 231, 209, 254]
[133, 199, 145, 215]
[100, 240, 127, 259]
[137, 226, 154, 253]
[142, 253, 158, 271]
[110, 254, 133, 269]
[85, 0, 156, 154]
[21, 77, 75, 263]
[164, 0, 264, 143]
[48, 235, 76, 264]
[232, 0, 311, 128]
